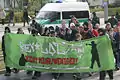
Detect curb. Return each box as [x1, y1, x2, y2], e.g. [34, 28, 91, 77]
[0, 69, 5, 74]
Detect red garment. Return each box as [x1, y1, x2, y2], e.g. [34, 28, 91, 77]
[92, 29, 99, 37]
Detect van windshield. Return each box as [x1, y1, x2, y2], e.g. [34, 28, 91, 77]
[62, 11, 89, 19]
[36, 11, 60, 20]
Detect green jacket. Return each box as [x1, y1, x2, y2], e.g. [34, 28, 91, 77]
[92, 16, 100, 27]
[116, 14, 120, 20]
[108, 18, 118, 28]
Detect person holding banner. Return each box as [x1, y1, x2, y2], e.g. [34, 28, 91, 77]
[98, 28, 114, 80]
[27, 29, 41, 79]
[108, 15, 118, 28]
[73, 31, 82, 80]
[12, 28, 25, 74]
[2, 27, 11, 76]
[48, 31, 64, 80]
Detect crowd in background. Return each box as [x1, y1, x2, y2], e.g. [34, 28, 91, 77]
[2, 12, 120, 80]
[0, 7, 29, 27]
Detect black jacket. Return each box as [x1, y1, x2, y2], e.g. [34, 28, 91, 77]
[2, 35, 5, 52]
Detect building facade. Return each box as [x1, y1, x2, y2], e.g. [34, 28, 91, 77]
[0, 0, 19, 9]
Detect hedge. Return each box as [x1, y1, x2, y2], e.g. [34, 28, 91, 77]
[90, 7, 120, 16]
[1, 11, 34, 23]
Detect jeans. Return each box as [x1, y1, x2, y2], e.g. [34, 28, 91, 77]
[116, 51, 120, 67]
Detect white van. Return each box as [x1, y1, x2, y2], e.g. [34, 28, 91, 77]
[35, 2, 90, 28]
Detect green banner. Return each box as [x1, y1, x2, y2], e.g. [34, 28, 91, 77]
[35, 18, 88, 25]
[5, 33, 115, 73]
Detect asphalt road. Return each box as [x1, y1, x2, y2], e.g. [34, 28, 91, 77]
[0, 70, 120, 80]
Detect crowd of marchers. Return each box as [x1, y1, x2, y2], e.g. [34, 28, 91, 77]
[2, 12, 120, 80]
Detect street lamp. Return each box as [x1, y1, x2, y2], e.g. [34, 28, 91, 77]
[103, 0, 108, 23]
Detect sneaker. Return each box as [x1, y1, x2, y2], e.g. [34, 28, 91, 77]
[26, 71, 33, 75]
[115, 67, 119, 71]
[73, 74, 77, 80]
[13, 69, 19, 73]
[4, 72, 11, 76]
[88, 73, 92, 76]
[52, 78, 56, 80]
[32, 76, 37, 79]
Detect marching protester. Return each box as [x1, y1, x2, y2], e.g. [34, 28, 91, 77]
[11, 28, 24, 74]
[23, 8, 29, 27]
[26, 29, 41, 79]
[113, 27, 120, 69]
[0, 8, 6, 25]
[115, 12, 120, 20]
[94, 23, 100, 31]
[73, 31, 82, 80]
[2, 27, 11, 76]
[8, 8, 15, 26]
[65, 28, 72, 41]
[117, 20, 120, 28]
[42, 27, 49, 36]
[2, 13, 118, 80]
[17, 28, 24, 34]
[47, 31, 64, 80]
[92, 12, 100, 28]
[98, 28, 114, 80]
[108, 15, 118, 28]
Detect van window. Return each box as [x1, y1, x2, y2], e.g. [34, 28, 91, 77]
[36, 11, 60, 20]
[62, 11, 89, 19]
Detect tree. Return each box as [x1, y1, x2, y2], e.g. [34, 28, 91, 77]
[28, 0, 50, 11]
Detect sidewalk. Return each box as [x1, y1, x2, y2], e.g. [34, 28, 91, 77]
[0, 23, 29, 41]
[0, 23, 29, 32]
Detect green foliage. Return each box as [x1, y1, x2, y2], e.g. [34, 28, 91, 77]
[28, 0, 50, 11]
[3, 11, 34, 23]
[90, 7, 120, 16]
[14, 12, 23, 22]
[108, 7, 120, 16]
[90, 8, 103, 13]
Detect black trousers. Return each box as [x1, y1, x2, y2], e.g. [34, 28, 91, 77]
[99, 70, 113, 80]
[8, 18, 15, 26]
[34, 71, 41, 76]
[1, 19, 5, 25]
[3, 52, 11, 73]
[23, 19, 29, 26]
